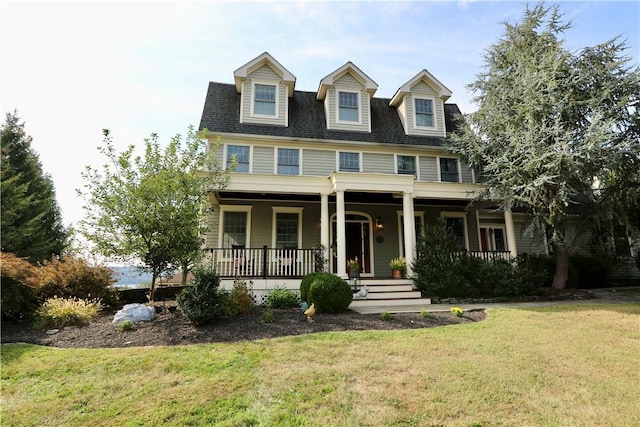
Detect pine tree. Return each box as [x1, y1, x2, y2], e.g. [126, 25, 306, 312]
[449, 4, 640, 288]
[1, 112, 67, 262]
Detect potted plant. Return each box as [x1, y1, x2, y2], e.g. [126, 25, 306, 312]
[347, 258, 359, 278]
[389, 257, 406, 278]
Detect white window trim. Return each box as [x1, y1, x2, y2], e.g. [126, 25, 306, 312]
[274, 147, 302, 176]
[441, 211, 470, 251]
[218, 205, 253, 248]
[436, 156, 462, 183]
[271, 207, 304, 248]
[224, 144, 252, 173]
[394, 154, 420, 180]
[397, 211, 425, 256]
[250, 80, 279, 119]
[335, 89, 362, 125]
[336, 151, 362, 172]
[412, 96, 437, 130]
[479, 225, 508, 252]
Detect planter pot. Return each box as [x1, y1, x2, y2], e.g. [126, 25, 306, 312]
[392, 269, 404, 279]
[348, 269, 359, 278]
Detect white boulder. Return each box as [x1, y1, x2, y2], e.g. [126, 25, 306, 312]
[112, 303, 156, 324]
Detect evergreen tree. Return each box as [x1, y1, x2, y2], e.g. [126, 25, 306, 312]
[449, 4, 640, 289]
[1, 112, 67, 262]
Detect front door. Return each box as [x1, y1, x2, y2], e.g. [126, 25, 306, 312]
[332, 213, 372, 275]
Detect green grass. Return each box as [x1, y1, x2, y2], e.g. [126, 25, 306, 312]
[2, 304, 639, 426]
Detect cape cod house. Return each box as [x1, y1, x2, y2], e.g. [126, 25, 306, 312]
[197, 52, 552, 303]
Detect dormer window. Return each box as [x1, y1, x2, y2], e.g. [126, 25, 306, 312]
[338, 91, 359, 122]
[253, 84, 276, 116]
[415, 98, 434, 127]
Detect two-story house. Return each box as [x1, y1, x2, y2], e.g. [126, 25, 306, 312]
[198, 52, 550, 299]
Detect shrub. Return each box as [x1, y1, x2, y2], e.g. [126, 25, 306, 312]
[35, 296, 102, 329]
[177, 266, 227, 325]
[451, 307, 465, 317]
[308, 274, 353, 313]
[381, 311, 393, 321]
[300, 272, 326, 303]
[569, 255, 612, 289]
[35, 256, 118, 308]
[262, 309, 275, 323]
[420, 310, 431, 319]
[266, 286, 299, 308]
[413, 217, 467, 297]
[226, 277, 255, 316]
[0, 252, 39, 320]
[117, 320, 134, 331]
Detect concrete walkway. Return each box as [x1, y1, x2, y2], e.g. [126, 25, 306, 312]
[349, 288, 640, 314]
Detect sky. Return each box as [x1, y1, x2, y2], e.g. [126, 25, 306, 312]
[2, 0, 639, 232]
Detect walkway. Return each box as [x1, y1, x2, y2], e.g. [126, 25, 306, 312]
[349, 288, 640, 314]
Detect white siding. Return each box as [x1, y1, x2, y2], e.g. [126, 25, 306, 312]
[460, 161, 474, 184]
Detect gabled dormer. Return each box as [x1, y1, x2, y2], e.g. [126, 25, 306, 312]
[390, 70, 452, 137]
[234, 52, 296, 127]
[316, 62, 378, 133]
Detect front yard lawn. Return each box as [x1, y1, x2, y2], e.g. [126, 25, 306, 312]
[2, 304, 639, 426]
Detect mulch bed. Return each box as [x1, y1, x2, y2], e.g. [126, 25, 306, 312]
[1, 303, 486, 349]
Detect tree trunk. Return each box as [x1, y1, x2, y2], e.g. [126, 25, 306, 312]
[551, 243, 569, 289]
[149, 271, 158, 302]
[180, 264, 188, 286]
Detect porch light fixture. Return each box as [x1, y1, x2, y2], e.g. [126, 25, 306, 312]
[375, 217, 384, 231]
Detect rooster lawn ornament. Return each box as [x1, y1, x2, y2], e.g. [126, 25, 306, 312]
[304, 303, 316, 323]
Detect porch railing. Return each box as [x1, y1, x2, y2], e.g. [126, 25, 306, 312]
[466, 251, 513, 261]
[203, 246, 317, 278]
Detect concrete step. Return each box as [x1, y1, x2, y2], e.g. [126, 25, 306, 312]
[350, 297, 431, 308]
[357, 284, 415, 293]
[356, 291, 423, 300]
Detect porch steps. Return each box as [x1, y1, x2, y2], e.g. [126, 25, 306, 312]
[349, 278, 430, 308]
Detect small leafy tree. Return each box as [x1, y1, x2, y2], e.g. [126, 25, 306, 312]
[78, 127, 228, 300]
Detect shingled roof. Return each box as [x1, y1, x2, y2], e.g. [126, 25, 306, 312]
[199, 82, 462, 147]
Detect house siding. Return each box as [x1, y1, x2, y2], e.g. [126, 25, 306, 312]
[418, 155, 438, 182]
[363, 152, 394, 174]
[252, 146, 274, 174]
[241, 64, 287, 127]
[326, 72, 370, 133]
[403, 81, 446, 138]
[302, 149, 335, 176]
[460, 162, 474, 184]
[514, 220, 547, 255]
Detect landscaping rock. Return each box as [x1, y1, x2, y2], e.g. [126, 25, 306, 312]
[112, 303, 156, 324]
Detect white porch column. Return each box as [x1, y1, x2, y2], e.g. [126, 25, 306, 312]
[336, 190, 347, 277]
[402, 191, 415, 276]
[504, 209, 518, 258]
[320, 193, 329, 267]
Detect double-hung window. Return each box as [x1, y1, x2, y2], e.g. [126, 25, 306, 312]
[415, 98, 434, 127]
[254, 84, 276, 116]
[338, 91, 359, 122]
[277, 148, 299, 175]
[223, 211, 247, 248]
[227, 145, 250, 173]
[439, 158, 459, 182]
[339, 152, 360, 172]
[276, 212, 299, 249]
[397, 155, 417, 176]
